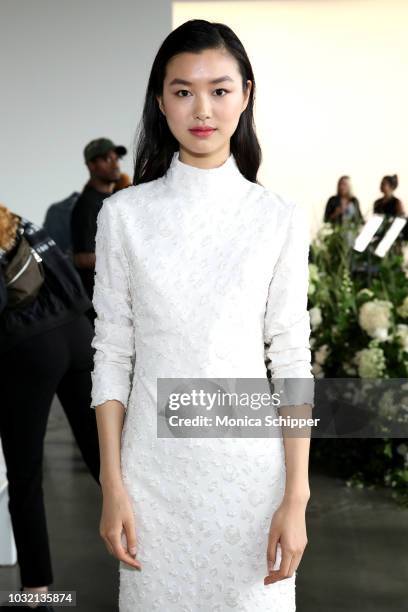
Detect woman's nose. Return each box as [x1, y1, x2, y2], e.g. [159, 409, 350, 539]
[193, 97, 211, 121]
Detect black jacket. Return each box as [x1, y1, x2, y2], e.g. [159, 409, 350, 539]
[323, 195, 363, 224]
[0, 217, 92, 353]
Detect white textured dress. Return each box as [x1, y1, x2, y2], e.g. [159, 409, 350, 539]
[90, 150, 313, 612]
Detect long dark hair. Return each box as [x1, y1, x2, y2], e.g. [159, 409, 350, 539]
[133, 19, 261, 185]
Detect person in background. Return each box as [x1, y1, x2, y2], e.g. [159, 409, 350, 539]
[373, 174, 405, 217]
[324, 175, 363, 225]
[70, 138, 127, 321]
[43, 173, 130, 259]
[0, 204, 100, 611]
[43, 191, 79, 256]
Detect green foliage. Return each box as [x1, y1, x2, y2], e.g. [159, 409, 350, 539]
[308, 219, 408, 505]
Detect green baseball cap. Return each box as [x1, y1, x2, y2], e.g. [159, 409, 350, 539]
[84, 138, 127, 163]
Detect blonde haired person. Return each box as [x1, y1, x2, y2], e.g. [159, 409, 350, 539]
[0, 205, 100, 610]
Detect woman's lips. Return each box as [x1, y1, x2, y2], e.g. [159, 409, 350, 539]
[189, 128, 216, 138]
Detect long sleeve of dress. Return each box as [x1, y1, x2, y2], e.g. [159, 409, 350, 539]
[90, 198, 135, 410]
[263, 202, 314, 405]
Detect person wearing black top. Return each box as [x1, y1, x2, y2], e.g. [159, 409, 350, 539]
[0, 205, 100, 608]
[373, 174, 405, 217]
[70, 138, 127, 321]
[43, 191, 79, 255]
[324, 175, 363, 225]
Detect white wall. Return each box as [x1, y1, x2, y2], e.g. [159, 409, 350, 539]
[0, 0, 171, 225]
[174, 1, 408, 236]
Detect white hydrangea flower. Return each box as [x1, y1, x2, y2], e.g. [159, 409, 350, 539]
[310, 337, 316, 349]
[355, 347, 386, 378]
[358, 300, 392, 341]
[309, 306, 322, 330]
[311, 362, 325, 378]
[314, 344, 330, 365]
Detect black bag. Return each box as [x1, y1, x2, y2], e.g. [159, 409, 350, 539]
[4, 229, 45, 309]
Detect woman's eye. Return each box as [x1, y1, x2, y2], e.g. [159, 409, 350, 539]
[175, 88, 229, 97]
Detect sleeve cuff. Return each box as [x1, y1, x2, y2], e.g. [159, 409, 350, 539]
[90, 363, 131, 410]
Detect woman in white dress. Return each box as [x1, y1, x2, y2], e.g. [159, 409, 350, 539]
[91, 19, 314, 611]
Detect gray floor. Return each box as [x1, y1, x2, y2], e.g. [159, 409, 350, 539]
[1, 398, 407, 611]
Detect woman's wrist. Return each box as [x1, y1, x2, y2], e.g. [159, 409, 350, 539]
[100, 472, 124, 491]
[282, 485, 310, 505]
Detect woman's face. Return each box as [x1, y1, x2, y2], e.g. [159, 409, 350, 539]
[157, 48, 251, 162]
[338, 178, 351, 197]
[381, 179, 392, 196]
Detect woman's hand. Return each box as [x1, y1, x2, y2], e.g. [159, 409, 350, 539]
[264, 493, 309, 586]
[99, 481, 142, 570]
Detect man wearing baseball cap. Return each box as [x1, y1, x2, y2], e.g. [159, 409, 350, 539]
[71, 138, 127, 321]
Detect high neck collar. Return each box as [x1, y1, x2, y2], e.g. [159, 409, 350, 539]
[164, 150, 245, 198]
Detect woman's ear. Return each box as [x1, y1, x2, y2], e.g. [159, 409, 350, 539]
[156, 95, 166, 116]
[242, 80, 252, 113]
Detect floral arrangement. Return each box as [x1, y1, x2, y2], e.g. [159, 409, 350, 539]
[308, 218, 408, 505]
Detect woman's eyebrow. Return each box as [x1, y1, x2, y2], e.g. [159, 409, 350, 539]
[168, 75, 234, 86]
